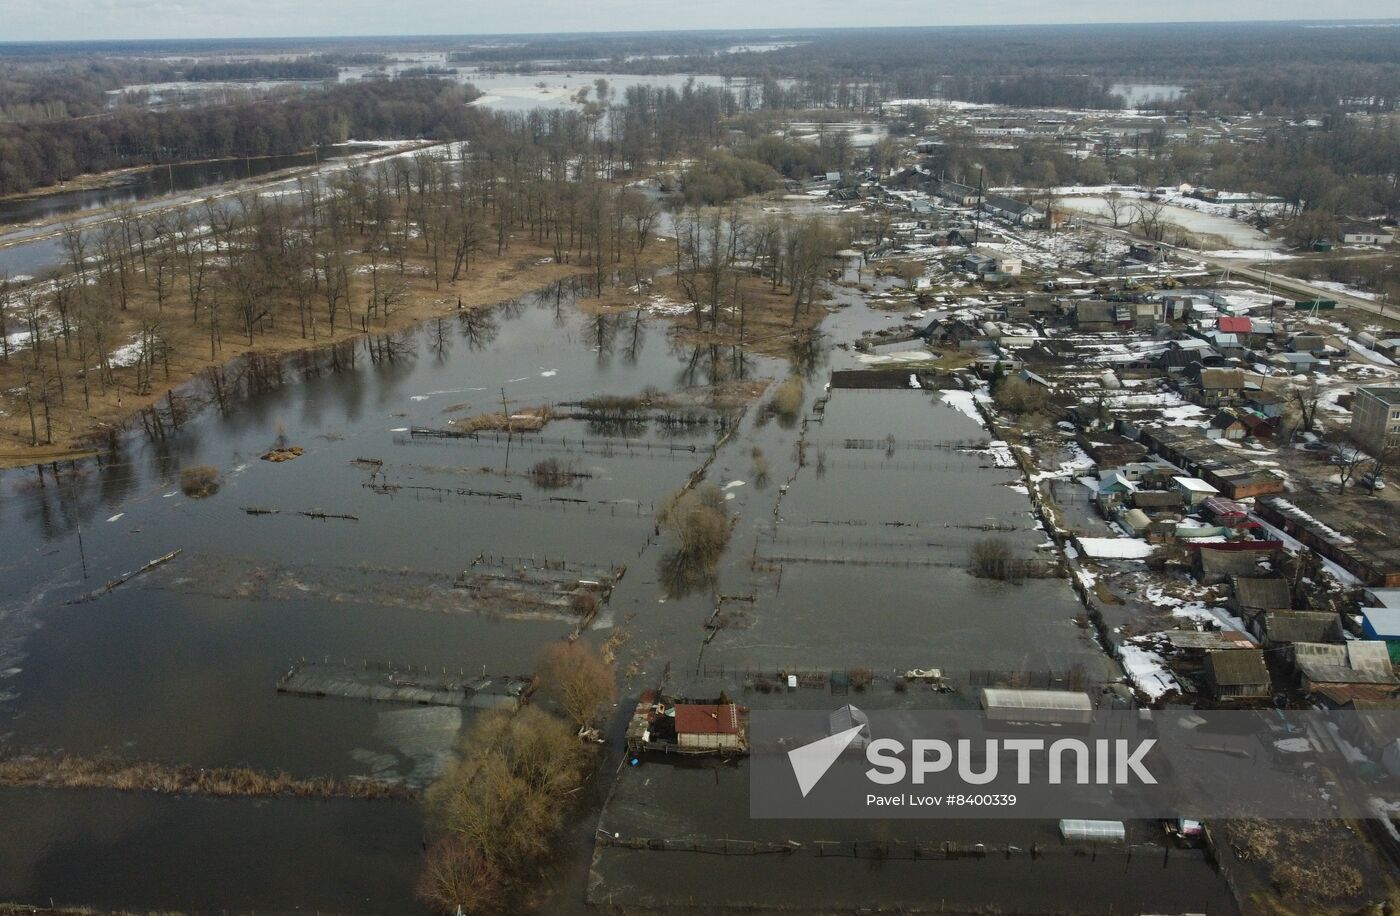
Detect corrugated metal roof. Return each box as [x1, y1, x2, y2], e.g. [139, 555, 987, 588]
[1260, 611, 1336, 644]
[1347, 641, 1394, 675]
[1232, 576, 1292, 612]
[674, 704, 738, 736]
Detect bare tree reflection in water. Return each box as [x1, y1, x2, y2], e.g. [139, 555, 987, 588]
[365, 328, 419, 366]
[672, 342, 756, 392]
[535, 281, 570, 328]
[496, 297, 526, 322]
[787, 328, 826, 379]
[622, 308, 646, 366]
[428, 317, 452, 364]
[582, 312, 622, 368]
[456, 308, 498, 350]
[656, 546, 718, 600]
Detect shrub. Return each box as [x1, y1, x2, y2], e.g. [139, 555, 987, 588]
[528, 457, 579, 490]
[657, 484, 731, 567]
[537, 641, 616, 730]
[969, 537, 1019, 580]
[992, 376, 1048, 417]
[768, 376, 804, 422]
[570, 589, 600, 617]
[180, 465, 220, 498]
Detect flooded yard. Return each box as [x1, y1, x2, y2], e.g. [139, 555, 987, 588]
[0, 269, 1137, 911]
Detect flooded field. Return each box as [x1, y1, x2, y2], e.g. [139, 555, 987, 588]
[592, 761, 1237, 914]
[1058, 195, 1278, 249]
[0, 279, 780, 908]
[702, 387, 1111, 677]
[0, 263, 1146, 911]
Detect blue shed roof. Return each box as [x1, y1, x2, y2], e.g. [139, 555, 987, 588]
[1361, 607, 1400, 640]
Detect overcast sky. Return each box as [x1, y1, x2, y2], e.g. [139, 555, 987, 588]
[3, 0, 1398, 42]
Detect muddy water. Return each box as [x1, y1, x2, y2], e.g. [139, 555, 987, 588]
[0, 282, 778, 910]
[0, 788, 422, 913]
[0, 275, 1131, 912]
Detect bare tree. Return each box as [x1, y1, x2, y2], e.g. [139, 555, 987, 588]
[1103, 191, 1128, 229]
[1284, 380, 1322, 439]
[1362, 443, 1397, 496]
[1332, 445, 1369, 494]
[1133, 200, 1168, 242]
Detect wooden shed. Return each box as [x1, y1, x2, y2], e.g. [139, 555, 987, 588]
[1203, 650, 1271, 700]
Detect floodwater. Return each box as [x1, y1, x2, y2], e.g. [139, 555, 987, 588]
[0, 269, 1139, 911]
[0, 279, 777, 910]
[1058, 194, 1278, 249]
[0, 788, 423, 914]
[1110, 82, 1186, 107]
[704, 387, 1110, 676]
[593, 762, 1237, 914]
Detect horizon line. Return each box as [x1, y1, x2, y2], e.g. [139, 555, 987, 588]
[3, 18, 1400, 47]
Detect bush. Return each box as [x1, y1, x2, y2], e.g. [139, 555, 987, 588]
[420, 708, 587, 914]
[969, 537, 1020, 580]
[992, 376, 1048, 417]
[657, 484, 732, 567]
[767, 376, 804, 423]
[528, 457, 579, 490]
[751, 447, 770, 486]
[180, 465, 220, 498]
[537, 641, 616, 729]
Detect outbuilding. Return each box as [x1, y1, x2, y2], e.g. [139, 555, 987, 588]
[674, 704, 742, 751]
[981, 688, 1093, 724]
[1202, 649, 1271, 700]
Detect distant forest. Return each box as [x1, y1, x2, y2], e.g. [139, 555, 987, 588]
[0, 54, 371, 122]
[451, 24, 1400, 115]
[0, 79, 482, 195]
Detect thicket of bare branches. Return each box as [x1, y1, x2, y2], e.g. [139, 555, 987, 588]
[419, 707, 588, 914]
[536, 641, 617, 731]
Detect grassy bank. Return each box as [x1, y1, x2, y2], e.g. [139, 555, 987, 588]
[0, 753, 415, 801]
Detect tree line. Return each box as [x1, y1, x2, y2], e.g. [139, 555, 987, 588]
[0, 78, 483, 196]
[474, 24, 1400, 117]
[0, 97, 709, 445]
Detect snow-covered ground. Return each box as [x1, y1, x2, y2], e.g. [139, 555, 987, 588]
[1117, 640, 1180, 699]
